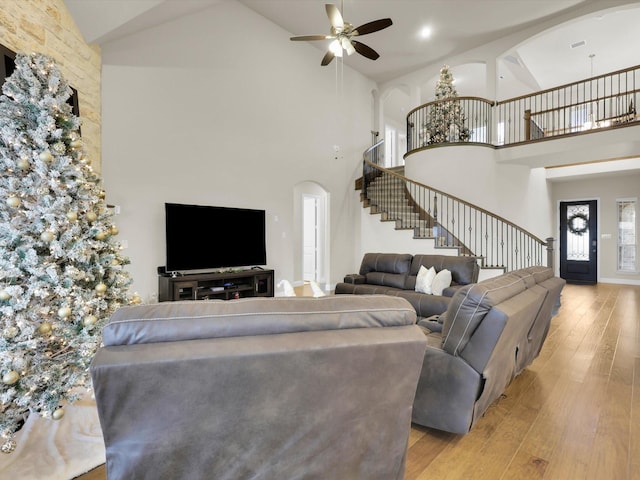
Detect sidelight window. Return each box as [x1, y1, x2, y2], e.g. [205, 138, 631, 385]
[617, 198, 637, 272]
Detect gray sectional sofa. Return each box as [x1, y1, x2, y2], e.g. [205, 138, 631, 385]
[410, 265, 565, 433]
[90, 263, 565, 479]
[334, 253, 480, 318]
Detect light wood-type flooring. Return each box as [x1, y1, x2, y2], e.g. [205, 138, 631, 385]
[77, 282, 640, 480]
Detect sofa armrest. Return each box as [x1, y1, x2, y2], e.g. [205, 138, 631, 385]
[343, 273, 366, 284]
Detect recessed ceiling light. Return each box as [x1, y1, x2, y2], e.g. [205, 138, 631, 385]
[570, 40, 586, 49]
[420, 26, 432, 39]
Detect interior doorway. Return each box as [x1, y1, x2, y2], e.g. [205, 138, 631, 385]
[294, 182, 329, 289]
[303, 195, 320, 281]
[559, 199, 598, 284]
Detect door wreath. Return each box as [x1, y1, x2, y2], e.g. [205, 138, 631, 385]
[567, 212, 588, 236]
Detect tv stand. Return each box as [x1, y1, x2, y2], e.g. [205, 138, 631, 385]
[158, 269, 274, 302]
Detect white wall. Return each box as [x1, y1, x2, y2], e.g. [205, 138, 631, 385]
[100, 1, 374, 300]
[404, 145, 553, 240]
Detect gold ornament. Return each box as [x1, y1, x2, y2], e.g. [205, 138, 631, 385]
[110, 225, 119, 235]
[57, 306, 71, 319]
[95, 283, 107, 294]
[98, 190, 106, 199]
[40, 230, 55, 242]
[70, 139, 82, 148]
[131, 293, 142, 304]
[85, 211, 97, 222]
[0, 290, 10, 301]
[4, 326, 19, 339]
[1, 439, 16, 454]
[111, 258, 120, 266]
[52, 408, 65, 420]
[17, 158, 30, 170]
[6, 196, 20, 208]
[94, 231, 107, 240]
[38, 322, 52, 334]
[39, 151, 53, 162]
[83, 315, 98, 327]
[2, 371, 19, 385]
[66, 211, 78, 222]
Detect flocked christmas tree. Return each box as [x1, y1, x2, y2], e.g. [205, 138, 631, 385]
[422, 65, 470, 144]
[0, 53, 132, 453]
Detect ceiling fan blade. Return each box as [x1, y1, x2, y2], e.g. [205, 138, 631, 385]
[353, 18, 393, 36]
[326, 3, 344, 30]
[290, 35, 330, 41]
[351, 40, 380, 61]
[321, 50, 335, 66]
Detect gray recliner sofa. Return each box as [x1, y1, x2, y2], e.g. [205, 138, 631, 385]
[334, 252, 480, 318]
[90, 295, 427, 480]
[411, 266, 565, 434]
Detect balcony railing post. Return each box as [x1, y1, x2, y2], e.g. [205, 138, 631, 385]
[546, 237, 555, 270]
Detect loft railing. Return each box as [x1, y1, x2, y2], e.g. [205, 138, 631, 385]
[496, 64, 640, 145]
[405, 64, 640, 155]
[363, 140, 554, 272]
[406, 97, 494, 152]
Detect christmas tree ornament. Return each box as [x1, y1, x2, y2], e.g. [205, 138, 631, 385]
[52, 408, 65, 420]
[38, 151, 53, 163]
[53, 142, 66, 154]
[0, 439, 16, 454]
[94, 231, 107, 240]
[131, 293, 142, 304]
[16, 158, 30, 170]
[37, 322, 52, 335]
[95, 282, 107, 293]
[40, 230, 55, 242]
[0, 52, 132, 452]
[110, 225, 119, 235]
[6, 196, 20, 207]
[0, 289, 10, 300]
[4, 326, 19, 339]
[2, 371, 20, 385]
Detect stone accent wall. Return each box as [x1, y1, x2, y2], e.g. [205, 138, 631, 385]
[0, 0, 102, 172]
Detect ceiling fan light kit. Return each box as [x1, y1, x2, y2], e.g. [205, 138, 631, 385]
[290, 3, 392, 66]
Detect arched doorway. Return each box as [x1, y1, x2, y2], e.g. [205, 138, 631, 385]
[294, 182, 329, 289]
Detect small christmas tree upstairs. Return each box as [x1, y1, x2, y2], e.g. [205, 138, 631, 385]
[0, 53, 132, 453]
[422, 65, 470, 144]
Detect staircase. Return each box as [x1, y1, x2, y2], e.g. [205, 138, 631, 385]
[364, 171, 436, 240]
[360, 141, 554, 274]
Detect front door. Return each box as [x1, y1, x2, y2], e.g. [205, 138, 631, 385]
[560, 200, 598, 284]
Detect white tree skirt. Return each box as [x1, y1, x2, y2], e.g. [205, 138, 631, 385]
[0, 394, 105, 479]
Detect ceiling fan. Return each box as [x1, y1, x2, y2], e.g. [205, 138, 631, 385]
[290, 3, 392, 66]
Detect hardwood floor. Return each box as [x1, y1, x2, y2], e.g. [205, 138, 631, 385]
[406, 282, 640, 480]
[76, 282, 640, 480]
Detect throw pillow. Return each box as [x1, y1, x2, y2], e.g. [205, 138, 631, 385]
[431, 269, 452, 296]
[415, 265, 436, 294]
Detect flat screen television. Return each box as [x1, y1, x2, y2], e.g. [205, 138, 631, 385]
[165, 202, 266, 272]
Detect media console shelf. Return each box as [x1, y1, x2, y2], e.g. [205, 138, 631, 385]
[158, 269, 274, 302]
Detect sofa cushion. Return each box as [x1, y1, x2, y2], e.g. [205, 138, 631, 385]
[405, 255, 479, 290]
[441, 273, 527, 356]
[365, 271, 408, 289]
[431, 269, 452, 295]
[102, 295, 417, 346]
[415, 265, 436, 294]
[359, 253, 412, 276]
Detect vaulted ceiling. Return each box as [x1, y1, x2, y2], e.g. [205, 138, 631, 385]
[65, 0, 640, 91]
